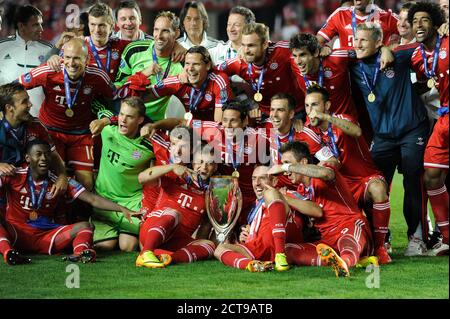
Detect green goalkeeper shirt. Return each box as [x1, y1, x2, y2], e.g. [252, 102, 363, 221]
[115, 40, 184, 121]
[95, 125, 154, 211]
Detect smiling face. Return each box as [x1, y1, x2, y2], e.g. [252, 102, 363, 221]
[26, 143, 51, 177]
[63, 41, 88, 80]
[270, 98, 294, 133]
[241, 32, 268, 65]
[7, 90, 33, 124]
[227, 13, 246, 44]
[222, 109, 245, 140]
[281, 151, 305, 184]
[116, 8, 141, 40]
[252, 166, 276, 199]
[88, 15, 113, 46]
[397, 9, 412, 39]
[291, 47, 318, 75]
[184, 52, 210, 87]
[354, 29, 382, 59]
[153, 16, 178, 52]
[118, 102, 144, 138]
[412, 11, 436, 44]
[354, 0, 370, 14]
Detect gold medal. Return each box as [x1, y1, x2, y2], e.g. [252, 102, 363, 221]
[254, 92, 263, 102]
[427, 78, 435, 89]
[368, 92, 376, 103]
[232, 170, 240, 178]
[65, 108, 74, 117]
[29, 211, 38, 221]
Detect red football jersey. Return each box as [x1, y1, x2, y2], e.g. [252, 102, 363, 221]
[0, 118, 56, 164]
[0, 167, 85, 224]
[151, 70, 232, 121]
[297, 50, 358, 117]
[19, 64, 116, 132]
[84, 36, 131, 80]
[152, 175, 207, 235]
[411, 36, 449, 107]
[308, 114, 382, 181]
[218, 41, 305, 115]
[295, 165, 362, 234]
[193, 120, 270, 211]
[318, 6, 399, 48]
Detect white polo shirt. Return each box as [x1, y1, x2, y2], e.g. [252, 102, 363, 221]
[208, 40, 239, 66]
[177, 31, 222, 50]
[0, 32, 52, 116]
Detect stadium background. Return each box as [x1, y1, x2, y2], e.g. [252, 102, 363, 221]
[0, 0, 404, 42]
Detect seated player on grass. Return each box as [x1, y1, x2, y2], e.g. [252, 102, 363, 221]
[0, 139, 137, 263]
[0, 224, 31, 265]
[214, 164, 323, 272]
[268, 141, 374, 277]
[136, 136, 217, 268]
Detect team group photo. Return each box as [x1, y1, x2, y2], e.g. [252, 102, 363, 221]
[0, 0, 448, 301]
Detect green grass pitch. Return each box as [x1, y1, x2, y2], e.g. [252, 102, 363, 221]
[0, 173, 448, 299]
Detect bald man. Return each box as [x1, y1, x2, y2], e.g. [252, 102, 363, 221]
[18, 38, 118, 190]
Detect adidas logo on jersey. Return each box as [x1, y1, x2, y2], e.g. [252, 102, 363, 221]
[53, 85, 62, 91]
[20, 187, 27, 194]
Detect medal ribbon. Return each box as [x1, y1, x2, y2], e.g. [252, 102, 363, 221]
[88, 37, 111, 72]
[63, 69, 82, 112]
[276, 126, 295, 160]
[27, 167, 49, 212]
[419, 36, 441, 80]
[152, 46, 172, 83]
[189, 79, 209, 113]
[225, 134, 245, 171]
[351, 7, 377, 39]
[248, 198, 264, 224]
[247, 62, 265, 93]
[303, 58, 324, 88]
[438, 106, 449, 117]
[359, 53, 380, 95]
[327, 123, 339, 158]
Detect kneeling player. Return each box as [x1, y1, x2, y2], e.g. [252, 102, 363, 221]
[0, 140, 137, 263]
[269, 141, 373, 277]
[214, 165, 323, 272]
[136, 139, 218, 268]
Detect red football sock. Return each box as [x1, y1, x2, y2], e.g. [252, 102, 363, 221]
[428, 185, 449, 244]
[0, 225, 12, 256]
[219, 249, 251, 270]
[72, 227, 94, 254]
[370, 200, 391, 249]
[142, 211, 178, 252]
[337, 234, 361, 267]
[285, 243, 321, 266]
[172, 242, 215, 263]
[267, 200, 287, 255]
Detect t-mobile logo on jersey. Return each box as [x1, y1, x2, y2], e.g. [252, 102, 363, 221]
[178, 193, 193, 209]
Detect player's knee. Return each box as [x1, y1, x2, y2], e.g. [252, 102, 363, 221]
[94, 239, 118, 251]
[75, 221, 92, 231]
[192, 239, 216, 250]
[214, 244, 227, 260]
[118, 235, 138, 252]
[368, 180, 388, 202]
[424, 168, 446, 188]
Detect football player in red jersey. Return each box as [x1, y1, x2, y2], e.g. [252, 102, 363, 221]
[317, 0, 399, 51]
[136, 138, 217, 268]
[129, 46, 232, 122]
[217, 23, 305, 120]
[0, 139, 137, 263]
[214, 164, 323, 272]
[304, 85, 391, 264]
[268, 141, 373, 277]
[409, 2, 449, 255]
[18, 38, 118, 191]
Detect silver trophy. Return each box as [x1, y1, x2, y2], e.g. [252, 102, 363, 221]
[205, 175, 242, 243]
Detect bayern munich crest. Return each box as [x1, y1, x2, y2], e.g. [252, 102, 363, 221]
[83, 87, 92, 95]
[439, 50, 447, 60]
[205, 93, 213, 102]
[45, 192, 53, 200]
[270, 62, 278, 70]
[324, 70, 333, 78]
[112, 51, 120, 60]
[384, 68, 395, 78]
[132, 150, 142, 160]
